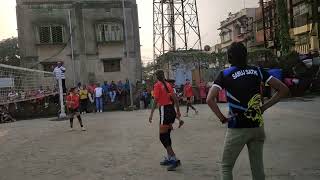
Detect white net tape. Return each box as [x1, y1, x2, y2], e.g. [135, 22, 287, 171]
[0, 64, 58, 105]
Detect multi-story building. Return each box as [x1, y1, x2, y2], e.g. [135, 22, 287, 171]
[255, 0, 278, 52]
[218, 8, 256, 52]
[288, 0, 320, 54]
[16, 0, 142, 87]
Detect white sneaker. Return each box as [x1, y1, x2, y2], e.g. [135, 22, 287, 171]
[69, 128, 73, 131]
[100, 110, 103, 113]
[81, 127, 86, 131]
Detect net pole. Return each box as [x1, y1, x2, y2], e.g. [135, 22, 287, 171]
[58, 77, 66, 118]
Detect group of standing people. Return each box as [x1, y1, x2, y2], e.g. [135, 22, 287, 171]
[76, 80, 131, 113]
[149, 42, 289, 180]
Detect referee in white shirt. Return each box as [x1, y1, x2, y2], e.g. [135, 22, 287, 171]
[53, 61, 66, 93]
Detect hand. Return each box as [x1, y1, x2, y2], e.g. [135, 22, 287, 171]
[220, 116, 229, 124]
[178, 120, 184, 128]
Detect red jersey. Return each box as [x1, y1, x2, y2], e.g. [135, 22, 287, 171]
[66, 94, 80, 109]
[184, 83, 193, 97]
[153, 81, 174, 106]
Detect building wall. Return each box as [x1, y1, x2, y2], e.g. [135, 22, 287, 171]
[288, 0, 320, 54]
[16, 0, 142, 88]
[219, 8, 256, 51]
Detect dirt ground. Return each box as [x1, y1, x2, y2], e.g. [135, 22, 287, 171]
[0, 97, 320, 180]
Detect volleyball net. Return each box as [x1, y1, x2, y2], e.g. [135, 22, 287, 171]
[0, 64, 58, 105]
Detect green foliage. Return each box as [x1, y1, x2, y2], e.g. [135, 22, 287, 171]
[276, 0, 293, 55]
[248, 47, 279, 68]
[278, 51, 300, 76]
[0, 37, 20, 66]
[156, 50, 227, 70]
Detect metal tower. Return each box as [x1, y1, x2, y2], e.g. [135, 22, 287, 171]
[153, 0, 202, 61]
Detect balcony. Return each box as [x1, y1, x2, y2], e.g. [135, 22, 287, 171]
[291, 24, 312, 35]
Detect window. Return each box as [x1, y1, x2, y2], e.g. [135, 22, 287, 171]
[221, 32, 231, 42]
[103, 59, 121, 72]
[295, 34, 309, 45]
[97, 23, 124, 42]
[293, 3, 308, 17]
[38, 25, 64, 44]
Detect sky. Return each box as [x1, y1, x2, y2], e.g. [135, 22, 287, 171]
[0, 0, 259, 63]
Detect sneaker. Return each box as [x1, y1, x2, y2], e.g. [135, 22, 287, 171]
[167, 160, 181, 171]
[195, 110, 199, 115]
[100, 110, 103, 113]
[81, 127, 86, 131]
[184, 114, 188, 117]
[160, 157, 173, 166]
[69, 128, 73, 131]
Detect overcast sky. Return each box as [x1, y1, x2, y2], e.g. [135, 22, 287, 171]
[0, 0, 259, 63]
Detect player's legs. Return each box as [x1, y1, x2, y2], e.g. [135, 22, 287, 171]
[69, 112, 74, 129]
[221, 128, 247, 180]
[159, 105, 180, 171]
[247, 127, 265, 180]
[99, 97, 103, 112]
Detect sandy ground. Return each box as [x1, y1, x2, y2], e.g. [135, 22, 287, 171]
[0, 97, 320, 180]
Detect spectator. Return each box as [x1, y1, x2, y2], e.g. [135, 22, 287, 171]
[109, 81, 117, 103]
[87, 83, 96, 94]
[8, 89, 18, 102]
[124, 79, 131, 107]
[94, 83, 104, 112]
[79, 85, 89, 114]
[77, 82, 82, 92]
[117, 80, 124, 106]
[53, 61, 66, 93]
[102, 81, 110, 102]
[0, 106, 16, 123]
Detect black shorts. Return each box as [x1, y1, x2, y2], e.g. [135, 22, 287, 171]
[159, 104, 176, 125]
[69, 108, 80, 114]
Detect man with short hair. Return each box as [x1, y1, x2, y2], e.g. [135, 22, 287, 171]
[207, 42, 289, 180]
[53, 61, 66, 93]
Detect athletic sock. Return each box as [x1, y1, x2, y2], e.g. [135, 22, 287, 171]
[70, 118, 74, 128]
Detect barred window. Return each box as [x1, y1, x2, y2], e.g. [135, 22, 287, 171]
[38, 25, 64, 44]
[103, 59, 121, 72]
[96, 23, 124, 42]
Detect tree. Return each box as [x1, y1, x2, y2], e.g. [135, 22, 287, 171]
[276, 0, 292, 55]
[0, 37, 20, 66]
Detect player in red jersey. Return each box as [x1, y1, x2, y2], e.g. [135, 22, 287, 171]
[66, 87, 86, 131]
[183, 79, 198, 117]
[149, 70, 182, 171]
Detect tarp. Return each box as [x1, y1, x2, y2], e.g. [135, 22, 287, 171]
[0, 78, 14, 88]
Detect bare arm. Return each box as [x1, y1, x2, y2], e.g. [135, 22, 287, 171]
[149, 99, 158, 123]
[261, 77, 289, 113]
[171, 93, 181, 118]
[206, 86, 228, 123]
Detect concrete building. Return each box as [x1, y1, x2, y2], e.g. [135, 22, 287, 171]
[16, 0, 142, 87]
[288, 0, 320, 54]
[218, 8, 256, 52]
[254, 0, 278, 51]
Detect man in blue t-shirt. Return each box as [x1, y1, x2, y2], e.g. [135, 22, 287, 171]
[207, 42, 289, 180]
